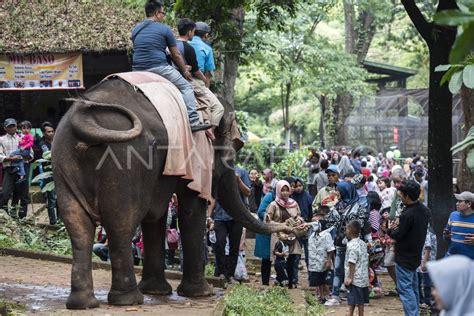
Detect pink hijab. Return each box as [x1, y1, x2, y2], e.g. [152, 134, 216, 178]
[275, 180, 298, 209]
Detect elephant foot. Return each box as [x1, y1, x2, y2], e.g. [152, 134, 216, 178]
[107, 287, 144, 306]
[66, 290, 100, 310]
[177, 280, 213, 297]
[139, 277, 172, 295]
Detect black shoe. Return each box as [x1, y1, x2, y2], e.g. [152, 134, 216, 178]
[190, 123, 212, 133]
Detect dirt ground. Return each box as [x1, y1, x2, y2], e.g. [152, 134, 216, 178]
[0, 211, 404, 315]
[0, 255, 222, 315]
[0, 254, 404, 315]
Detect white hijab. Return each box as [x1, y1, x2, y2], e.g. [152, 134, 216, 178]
[427, 255, 474, 316]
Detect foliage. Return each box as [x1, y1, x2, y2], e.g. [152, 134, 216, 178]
[31, 151, 55, 193]
[0, 0, 143, 53]
[224, 285, 296, 315]
[0, 299, 27, 316]
[0, 212, 72, 256]
[451, 126, 474, 171]
[304, 291, 325, 315]
[237, 142, 287, 172]
[236, 1, 371, 145]
[433, 1, 474, 94]
[205, 263, 215, 277]
[433, 0, 474, 64]
[271, 149, 308, 179]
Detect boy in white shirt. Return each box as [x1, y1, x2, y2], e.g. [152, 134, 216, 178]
[344, 220, 369, 316]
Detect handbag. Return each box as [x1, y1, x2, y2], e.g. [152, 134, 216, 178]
[166, 228, 179, 250]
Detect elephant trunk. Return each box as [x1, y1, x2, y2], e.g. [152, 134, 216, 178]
[69, 99, 142, 144]
[216, 168, 288, 235]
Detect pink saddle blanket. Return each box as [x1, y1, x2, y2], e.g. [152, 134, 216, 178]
[105, 71, 213, 201]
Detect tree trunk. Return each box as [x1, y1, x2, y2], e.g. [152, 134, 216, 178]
[333, 3, 375, 146]
[457, 86, 474, 192]
[318, 95, 327, 148]
[222, 6, 245, 107]
[401, 0, 457, 258]
[282, 81, 292, 150]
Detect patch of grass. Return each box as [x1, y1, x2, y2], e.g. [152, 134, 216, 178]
[0, 214, 72, 256]
[304, 291, 325, 315]
[205, 263, 215, 277]
[0, 300, 27, 315]
[224, 285, 296, 316]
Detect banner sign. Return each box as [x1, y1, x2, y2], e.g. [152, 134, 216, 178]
[0, 53, 84, 90]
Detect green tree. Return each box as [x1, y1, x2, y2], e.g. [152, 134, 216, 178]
[247, 0, 370, 148]
[174, 0, 299, 107]
[332, 0, 393, 146]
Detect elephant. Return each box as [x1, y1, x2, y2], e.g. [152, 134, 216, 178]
[52, 76, 288, 309]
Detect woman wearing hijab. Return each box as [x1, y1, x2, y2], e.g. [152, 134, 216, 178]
[338, 156, 355, 178]
[265, 180, 303, 289]
[326, 181, 371, 306]
[427, 255, 474, 315]
[292, 178, 313, 269]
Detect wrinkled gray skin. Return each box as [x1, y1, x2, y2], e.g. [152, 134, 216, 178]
[52, 78, 288, 309]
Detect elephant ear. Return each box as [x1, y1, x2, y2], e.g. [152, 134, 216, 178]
[216, 111, 244, 152]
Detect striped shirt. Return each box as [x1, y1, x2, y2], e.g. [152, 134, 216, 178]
[445, 211, 474, 259]
[0, 133, 21, 167]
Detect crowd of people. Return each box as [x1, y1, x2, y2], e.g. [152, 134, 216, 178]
[0, 118, 57, 224]
[248, 149, 474, 315]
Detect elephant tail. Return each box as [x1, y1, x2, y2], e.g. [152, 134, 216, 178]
[68, 98, 143, 144]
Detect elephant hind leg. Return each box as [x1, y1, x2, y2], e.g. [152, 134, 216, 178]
[60, 199, 99, 309]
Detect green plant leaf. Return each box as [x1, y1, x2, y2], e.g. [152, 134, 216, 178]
[451, 126, 474, 154]
[467, 148, 474, 172]
[34, 159, 50, 164]
[450, 24, 474, 64]
[449, 70, 464, 93]
[433, 10, 474, 26]
[440, 65, 461, 86]
[41, 181, 55, 193]
[42, 151, 51, 160]
[463, 64, 474, 88]
[457, 0, 474, 10]
[31, 171, 53, 183]
[435, 64, 452, 72]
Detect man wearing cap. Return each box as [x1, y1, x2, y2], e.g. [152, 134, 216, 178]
[188, 21, 224, 132]
[188, 22, 215, 87]
[0, 118, 32, 218]
[444, 191, 474, 259]
[131, 1, 210, 133]
[312, 164, 340, 210]
[175, 19, 224, 138]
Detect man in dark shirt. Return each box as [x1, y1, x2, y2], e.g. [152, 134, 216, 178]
[209, 167, 251, 282]
[131, 1, 209, 132]
[38, 121, 57, 225]
[388, 180, 430, 316]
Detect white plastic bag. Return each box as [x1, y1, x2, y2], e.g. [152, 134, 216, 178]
[234, 250, 248, 281]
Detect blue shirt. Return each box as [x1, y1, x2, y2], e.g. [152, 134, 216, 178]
[188, 36, 215, 73]
[446, 211, 474, 259]
[132, 21, 176, 70]
[213, 167, 251, 221]
[254, 191, 275, 259]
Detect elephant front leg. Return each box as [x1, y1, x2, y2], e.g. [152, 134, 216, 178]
[176, 187, 213, 297]
[138, 218, 172, 295]
[60, 200, 100, 309]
